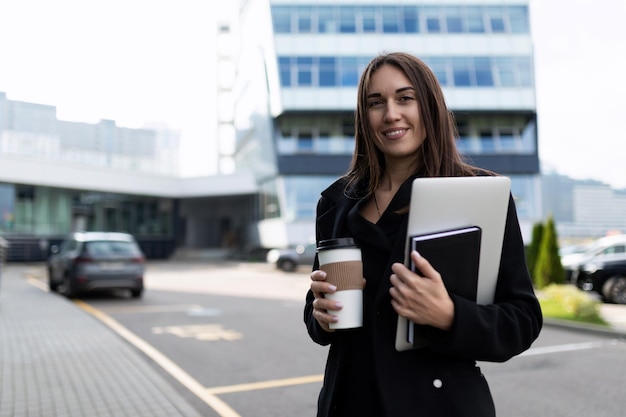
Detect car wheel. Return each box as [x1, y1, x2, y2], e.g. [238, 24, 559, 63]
[47, 267, 59, 293]
[278, 259, 297, 272]
[62, 274, 76, 298]
[603, 276, 626, 304]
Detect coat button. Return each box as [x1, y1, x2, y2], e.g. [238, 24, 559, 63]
[433, 379, 443, 388]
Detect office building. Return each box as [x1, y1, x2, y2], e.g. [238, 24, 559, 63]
[232, 0, 541, 249]
[0, 1, 543, 260]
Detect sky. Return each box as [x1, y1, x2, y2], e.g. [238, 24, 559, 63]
[0, 0, 625, 187]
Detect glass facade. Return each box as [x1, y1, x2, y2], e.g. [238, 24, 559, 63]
[278, 55, 533, 89]
[272, 4, 529, 35]
[0, 183, 173, 238]
[283, 176, 339, 221]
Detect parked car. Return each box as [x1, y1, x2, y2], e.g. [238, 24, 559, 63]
[266, 243, 316, 272]
[575, 254, 626, 304]
[47, 232, 145, 298]
[562, 234, 626, 283]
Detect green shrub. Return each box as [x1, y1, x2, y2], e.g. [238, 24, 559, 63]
[534, 215, 565, 288]
[539, 284, 607, 325]
[526, 222, 544, 280]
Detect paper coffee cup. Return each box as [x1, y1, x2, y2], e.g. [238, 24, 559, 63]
[317, 238, 363, 329]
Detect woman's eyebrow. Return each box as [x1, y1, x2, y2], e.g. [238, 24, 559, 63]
[367, 86, 415, 99]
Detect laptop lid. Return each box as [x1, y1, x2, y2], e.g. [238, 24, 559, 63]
[395, 176, 511, 351]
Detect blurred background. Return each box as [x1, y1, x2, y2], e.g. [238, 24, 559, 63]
[0, 0, 624, 263]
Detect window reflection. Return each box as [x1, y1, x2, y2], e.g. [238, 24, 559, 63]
[271, 4, 529, 35]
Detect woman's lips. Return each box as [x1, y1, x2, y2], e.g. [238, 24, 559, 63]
[384, 128, 408, 139]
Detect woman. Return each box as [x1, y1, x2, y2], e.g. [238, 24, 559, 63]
[304, 52, 542, 417]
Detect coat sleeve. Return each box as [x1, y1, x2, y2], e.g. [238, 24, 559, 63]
[304, 196, 339, 346]
[427, 195, 543, 362]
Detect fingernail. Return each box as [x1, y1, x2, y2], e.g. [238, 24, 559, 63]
[334, 302, 343, 309]
[328, 285, 337, 291]
[413, 250, 421, 258]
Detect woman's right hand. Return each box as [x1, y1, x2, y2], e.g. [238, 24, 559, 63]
[310, 269, 341, 332]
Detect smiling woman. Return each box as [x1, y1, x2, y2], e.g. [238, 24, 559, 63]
[304, 52, 542, 417]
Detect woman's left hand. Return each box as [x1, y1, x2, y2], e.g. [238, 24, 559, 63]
[389, 250, 455, 331]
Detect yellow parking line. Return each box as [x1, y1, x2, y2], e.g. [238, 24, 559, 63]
[75, 300, 242, 417]
[206, 374, 324, 395]
[97, 304, 204, 314]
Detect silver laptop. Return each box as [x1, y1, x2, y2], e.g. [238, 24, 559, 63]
[395, 176, 511, 351]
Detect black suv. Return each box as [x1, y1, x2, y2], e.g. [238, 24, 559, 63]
[47, 232, 145, 298]
[575, 255, 626, 304]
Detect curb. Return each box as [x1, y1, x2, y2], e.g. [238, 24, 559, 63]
[542, 317, 626, 339]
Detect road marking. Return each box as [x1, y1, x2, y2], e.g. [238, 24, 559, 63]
[152, 324, 242, 341]
[206, 374, 324, 395]
[99, 304, 205, 314]
[26, 276, 48, 291]
[75, 300, 243, 417]
[520, 339, 623, 357]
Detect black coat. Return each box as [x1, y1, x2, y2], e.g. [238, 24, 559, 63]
[304, 177, 543, 417]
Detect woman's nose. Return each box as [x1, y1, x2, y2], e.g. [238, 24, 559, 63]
[383, 102, 401, 122]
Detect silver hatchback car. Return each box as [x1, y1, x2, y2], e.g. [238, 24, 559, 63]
[47, 232, 145, 298]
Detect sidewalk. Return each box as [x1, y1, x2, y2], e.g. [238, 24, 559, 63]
[0, 265, 203, 417]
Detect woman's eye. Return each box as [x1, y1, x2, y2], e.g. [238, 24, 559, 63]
[368, 100, 383, 108]
[399, 95, 415, 102]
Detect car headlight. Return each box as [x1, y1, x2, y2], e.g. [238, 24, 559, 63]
[266, 249, 280, 263]
[583, 262, 601, 274]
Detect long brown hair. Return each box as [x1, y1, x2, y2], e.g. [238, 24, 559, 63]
[344, 52, 478, 197]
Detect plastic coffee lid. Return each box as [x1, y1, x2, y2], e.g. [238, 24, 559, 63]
[317, 237, 357, 251]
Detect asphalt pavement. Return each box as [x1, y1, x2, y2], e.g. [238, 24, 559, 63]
[1, 261, 625, 417]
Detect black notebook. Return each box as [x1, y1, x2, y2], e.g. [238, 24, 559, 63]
[406, 226, 482, 347]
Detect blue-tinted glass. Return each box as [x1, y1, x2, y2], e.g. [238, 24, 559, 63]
[446, 16, 463, 33]
[382, 6, 400, 33]
[339, 6, 356, 33]
[298, 71, 312, 85]
[428, 58, 449, 86]
[297, 57, 312, 65]
[474, 58, 493, 86]
[271, 6, 292, 33]
[318, 6, 335, 33]
[426, 17, 441, 32]
[444, 7, 463, 33]
[452, 58, 471, 86]
[319, 57, 336, 86]
[297, 7, 312, 33]
[403, 6, 419, 33]
[466, 8, 485, 33]
[490, 17, 506, 32]
[278, 57, 291, 87]
[518, 57, 533, 86]
[508, 6, 529, 33]
[362, 6, 377, 33]
[340, 57, 359, 86]
[297, 57, 313, 86]
[297, 134, 313, 152]
[480, 131, 496, 153]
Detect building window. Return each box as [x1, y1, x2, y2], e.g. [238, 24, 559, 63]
[271, 6, 292, 33]
[382, 6, 400, 33]
[319, 57, 336, 86]
[361, 6, 378, 33]
[296, 57, 313, 86]
[279, 55, 533, 89]
[271, 5, 529, 35]
[339, 6, 356, 33]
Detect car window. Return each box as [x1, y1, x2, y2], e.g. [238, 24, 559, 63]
[60, 239, 78, 253]
[85, 241, 141, 257]
[601, 244, 626, 255]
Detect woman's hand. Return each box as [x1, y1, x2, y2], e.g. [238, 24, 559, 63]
[389, 251, 455, 331]
[309, 269, 340, 332]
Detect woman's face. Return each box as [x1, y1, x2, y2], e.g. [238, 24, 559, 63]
[366, 64, 426, 164]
